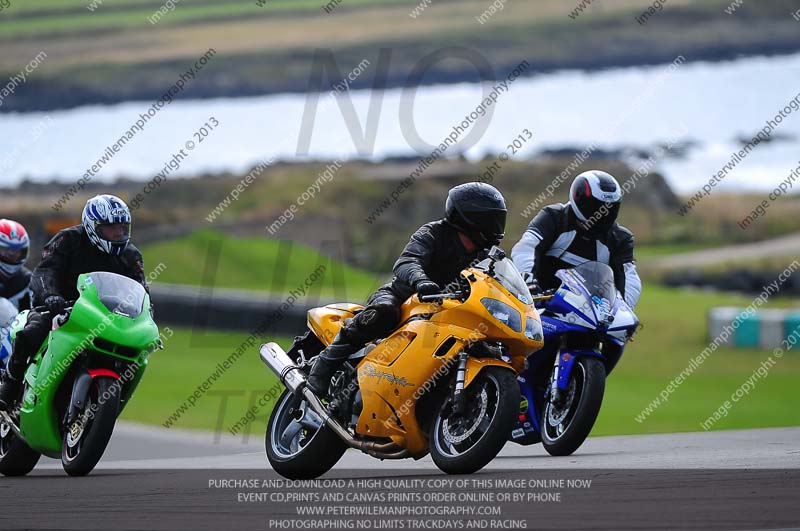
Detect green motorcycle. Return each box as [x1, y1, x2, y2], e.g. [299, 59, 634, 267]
[0, 272, 161, 477]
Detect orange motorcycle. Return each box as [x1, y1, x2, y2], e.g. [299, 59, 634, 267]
[260, 247, 544, 478]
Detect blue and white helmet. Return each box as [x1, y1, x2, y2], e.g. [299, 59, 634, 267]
[82, 194, 132, 256]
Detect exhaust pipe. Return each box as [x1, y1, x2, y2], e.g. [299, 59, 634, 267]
[259, 343, 410, 460]
[259, 342, 306, 394]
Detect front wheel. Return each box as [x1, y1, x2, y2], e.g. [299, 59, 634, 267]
[62, 376, 120, 477]
[0, 417, 41, 476]
[266, 390, 347, 479]
[542, 356, 605, 457]
[430, 366, 519, 475]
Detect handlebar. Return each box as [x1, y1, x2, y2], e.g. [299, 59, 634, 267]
[530, 289, 557, 308]
[530, 288, 557, 300]
[419, 292, 463, 303]
[32, 301, 76, 315]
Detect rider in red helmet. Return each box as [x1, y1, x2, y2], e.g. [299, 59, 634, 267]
[0, 219, 32, 311]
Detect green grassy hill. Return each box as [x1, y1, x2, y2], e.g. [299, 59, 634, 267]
[14, 157, 800, 278]
[142, 229, 383, 300]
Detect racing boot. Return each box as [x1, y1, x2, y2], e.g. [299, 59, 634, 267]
[306, 331, 361, 398]
[0, 374, 22, 412]
[0, 339, 29, 411]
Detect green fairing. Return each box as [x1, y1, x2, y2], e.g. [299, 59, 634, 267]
[8, 273, 159, 457]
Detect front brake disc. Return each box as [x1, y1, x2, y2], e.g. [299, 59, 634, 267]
[442, 388, 488, 445]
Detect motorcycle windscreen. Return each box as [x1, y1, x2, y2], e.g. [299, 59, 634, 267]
[557, 261, 617, 307]
[475, 256, 532, 304]
[88, 272, 146, 318]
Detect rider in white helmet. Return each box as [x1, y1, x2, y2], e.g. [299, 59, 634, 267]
[511, 170, 642, 371]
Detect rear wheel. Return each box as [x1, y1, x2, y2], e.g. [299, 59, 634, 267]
[0, 417, 41, 476]
[541, 356, 605, 456]
[429, 367, 519, 475]
[266, 390, 347, 479]
[62, 377, 120, 477]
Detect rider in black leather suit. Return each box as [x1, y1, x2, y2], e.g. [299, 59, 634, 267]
[306, 182, 508, 397]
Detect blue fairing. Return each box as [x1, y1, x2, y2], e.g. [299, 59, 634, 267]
[0, 335, 10, 372]
[0, 324, 13, 373]
[511, 261, 640, 446]
[555, 349, 604, 390]
[519, 381, 540, 433]
[541, 314, 592, 337]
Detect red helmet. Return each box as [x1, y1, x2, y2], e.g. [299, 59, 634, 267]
[0, 219, 30, 277]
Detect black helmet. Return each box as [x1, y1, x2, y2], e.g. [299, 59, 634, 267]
[445, 182, 507, 247]
[569, 170, 622, 235]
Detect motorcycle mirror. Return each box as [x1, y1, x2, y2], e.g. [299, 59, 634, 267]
[487, 246, 506, 261]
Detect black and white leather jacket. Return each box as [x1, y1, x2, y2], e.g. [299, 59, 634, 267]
[511, 203, 642, 308]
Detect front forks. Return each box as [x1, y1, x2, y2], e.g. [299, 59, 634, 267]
[548, 348, 606, 409]
[549, 354, 565, 408]
[451, 352, 468, 416]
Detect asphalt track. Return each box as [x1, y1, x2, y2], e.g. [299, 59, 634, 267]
[642, 232, 800, 271]
[28, 423, 800, 470]
[1, 424, 798, 530]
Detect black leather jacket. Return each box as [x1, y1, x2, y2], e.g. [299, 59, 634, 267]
[0, 267, 32, 310]
[384, 220, 486, 301]
[31, 225, 148, 306]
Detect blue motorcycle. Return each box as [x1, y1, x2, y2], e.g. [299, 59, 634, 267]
[0, 297, 19, 372]
[510, 261, 639, 456]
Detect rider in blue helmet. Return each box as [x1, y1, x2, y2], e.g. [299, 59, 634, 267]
[0, 195, 149, 411]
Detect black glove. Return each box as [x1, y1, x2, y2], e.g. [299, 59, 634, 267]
[44, 295, 67, 315]
[415, 279, 440, 297]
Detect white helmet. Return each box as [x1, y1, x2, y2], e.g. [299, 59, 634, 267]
[82, 194, 132, 255]
[568, 170, 622, 233]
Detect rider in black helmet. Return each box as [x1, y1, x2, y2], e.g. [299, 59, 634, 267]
[444, 183, 507, 249]
[306, 182, 507, 397]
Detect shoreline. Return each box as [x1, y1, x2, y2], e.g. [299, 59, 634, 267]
[2, 44, 799, 114]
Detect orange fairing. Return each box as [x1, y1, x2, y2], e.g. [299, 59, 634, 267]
[354, 320, 470, 455]
[307, 303, 364, 346]
[430, 269, 543, 359]
[350, 266, 544, 456]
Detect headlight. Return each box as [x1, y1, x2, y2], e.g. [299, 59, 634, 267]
[525, 317, 544, 342]
[481, 298, 522, 333]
